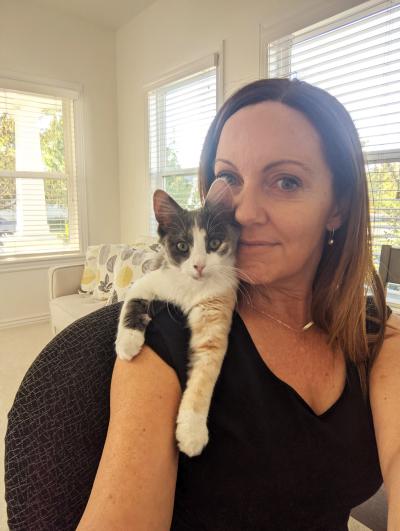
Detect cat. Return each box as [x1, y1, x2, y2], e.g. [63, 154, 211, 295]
[115, 179, 240, 457]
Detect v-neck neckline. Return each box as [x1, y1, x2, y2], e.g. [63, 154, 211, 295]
[234, 311, 351, 419]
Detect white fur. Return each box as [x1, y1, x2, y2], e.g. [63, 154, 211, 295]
[115, 220, 238, 456]
[181, 226, 206, 278]
[175, 408, 209, 455]
[115, 245, 237, 361]
[117, 221, 237, 337]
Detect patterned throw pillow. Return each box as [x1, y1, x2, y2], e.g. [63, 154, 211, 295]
[106, 242, 162, 305]
[79, 245, 102, 295]
[92, 243, 128, 301]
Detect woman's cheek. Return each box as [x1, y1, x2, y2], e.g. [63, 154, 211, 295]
[236, 248, 282, 284]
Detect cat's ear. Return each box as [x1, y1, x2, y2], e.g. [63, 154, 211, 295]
[153, 189, 183, 228]
[204, 178, 235, 216]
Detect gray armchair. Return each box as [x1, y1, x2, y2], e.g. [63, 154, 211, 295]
[5, 302, 388, 530]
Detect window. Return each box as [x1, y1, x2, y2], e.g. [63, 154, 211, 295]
[147, 54, 219, 233]
[265, 0, 400, 267]
[0, 80, 81, 261]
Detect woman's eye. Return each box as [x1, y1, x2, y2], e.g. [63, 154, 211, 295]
[209, 238, 221, 250]
[176, 241, 189, 252]
[276, 176, 301, 191]
[215, 172, 239, 186]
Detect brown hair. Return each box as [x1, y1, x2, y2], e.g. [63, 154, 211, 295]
[198, 78, 389, 399]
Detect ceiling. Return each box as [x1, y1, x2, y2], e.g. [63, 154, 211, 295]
[29, 0, 158, 30]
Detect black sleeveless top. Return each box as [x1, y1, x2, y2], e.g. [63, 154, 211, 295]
[144, 301, 389, 531]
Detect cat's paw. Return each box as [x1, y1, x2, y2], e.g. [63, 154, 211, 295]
[175, 408, 209, 457]
[115, 328, 145, 361]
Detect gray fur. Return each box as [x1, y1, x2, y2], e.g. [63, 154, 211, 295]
[159, 203, 239, 266]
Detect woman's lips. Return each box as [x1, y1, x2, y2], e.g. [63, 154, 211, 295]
[239, 240, 279, 246]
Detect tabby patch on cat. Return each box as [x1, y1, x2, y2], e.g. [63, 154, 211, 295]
[115, 179, 240, 456]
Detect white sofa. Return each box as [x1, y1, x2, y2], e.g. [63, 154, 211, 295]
[47, 240, 160, 336]
[48, 263, 107, 335]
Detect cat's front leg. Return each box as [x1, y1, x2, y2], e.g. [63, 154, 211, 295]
[116, 298, 151, 361]
[115, 276, 157, 361]
[176, 293, 236, 457]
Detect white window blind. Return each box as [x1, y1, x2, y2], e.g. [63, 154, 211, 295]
[148, 62, 217, 233]
[0, 85, 80, 260]
[267, 0, 400, 265]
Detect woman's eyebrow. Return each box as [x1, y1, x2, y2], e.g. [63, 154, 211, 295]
[214, 158, 313, 173]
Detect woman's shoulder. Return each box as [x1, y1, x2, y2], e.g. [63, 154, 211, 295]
[365, 294, 400, 343]
[366, 295, 392, 334]
[147, 301, 189, 336]
[145, 301, 190, 391]
[384, 311, 400, 340]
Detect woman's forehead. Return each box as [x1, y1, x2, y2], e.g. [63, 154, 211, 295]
[215, 101, 325, 169]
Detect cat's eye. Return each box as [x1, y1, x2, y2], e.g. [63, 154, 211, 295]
[209, 238, 221, 250]
[176, 241, 189, 252]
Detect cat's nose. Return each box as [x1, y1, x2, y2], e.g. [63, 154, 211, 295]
[193, 264, 205, 276]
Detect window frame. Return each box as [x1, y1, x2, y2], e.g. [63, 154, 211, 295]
[144, 50, 224, 235]
[0, 71, 87, 271]
[259, 0, 400, 307]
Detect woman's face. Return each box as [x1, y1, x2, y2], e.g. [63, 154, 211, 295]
[214, 101, 341, 288]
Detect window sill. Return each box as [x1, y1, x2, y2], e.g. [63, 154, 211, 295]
[0, 253, 85, 273]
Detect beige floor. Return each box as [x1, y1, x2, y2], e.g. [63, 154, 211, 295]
[0, 322, 371, 531]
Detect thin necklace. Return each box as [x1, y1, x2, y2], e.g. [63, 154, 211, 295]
[249, 305, 315, 333]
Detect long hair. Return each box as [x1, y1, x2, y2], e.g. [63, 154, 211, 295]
[198, 78, 388, 399]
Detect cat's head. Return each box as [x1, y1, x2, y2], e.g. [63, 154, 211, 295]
[153, 179, 240, 281]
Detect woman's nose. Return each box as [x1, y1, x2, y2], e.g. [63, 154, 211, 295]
[233, 187, 268, 226]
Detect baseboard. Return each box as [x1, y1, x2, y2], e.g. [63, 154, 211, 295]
[0, 313, 50, 330]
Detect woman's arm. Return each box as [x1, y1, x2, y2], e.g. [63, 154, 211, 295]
[77, 346, 182, 530]
[370, 313, 400, 531]
[385, 454, 400, 530]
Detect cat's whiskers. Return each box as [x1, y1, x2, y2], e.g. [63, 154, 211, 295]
[205, 264, 253, 306]
[225, 266, 256, 306]
[205, 264, 236, 282]
[236, 283, 253, 306]
[232, 280, 253, 307]
[205, 262, 253, 282]
[225, 265, 256, 286]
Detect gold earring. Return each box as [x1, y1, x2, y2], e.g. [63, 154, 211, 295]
[328, 228, 335, 246]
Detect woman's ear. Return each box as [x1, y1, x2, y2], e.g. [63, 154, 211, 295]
[328, 189, 354, 231]
[326, 202, 343, 232]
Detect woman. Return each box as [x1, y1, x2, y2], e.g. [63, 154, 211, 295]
[77, 79, 400, 530]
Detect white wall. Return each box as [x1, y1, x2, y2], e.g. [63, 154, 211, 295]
[0, 0, 368, 325]
[0, 0, 120, 325]
[116, 0, 366, 243]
